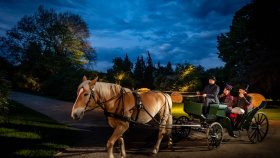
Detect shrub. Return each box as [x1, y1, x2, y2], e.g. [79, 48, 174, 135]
[0, 76, 12, 121]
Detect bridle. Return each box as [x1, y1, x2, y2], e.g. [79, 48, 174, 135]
[82, 84, 122, 114]
[83, 86, 98, 112]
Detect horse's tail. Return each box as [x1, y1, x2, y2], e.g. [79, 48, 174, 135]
[163, 92, 172, 113]
[163, 92, 173, 148]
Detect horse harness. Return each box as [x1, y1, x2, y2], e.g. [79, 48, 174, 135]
[84, 83, 172, 126]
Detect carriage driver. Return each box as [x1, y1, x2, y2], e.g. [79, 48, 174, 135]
[196, 76, 220, 119]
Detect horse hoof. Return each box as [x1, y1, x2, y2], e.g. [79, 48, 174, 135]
[120, 155, 126, 158]
[150, 149, 158, 156]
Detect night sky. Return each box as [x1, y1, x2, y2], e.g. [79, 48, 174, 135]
[0, 0, 251, 72]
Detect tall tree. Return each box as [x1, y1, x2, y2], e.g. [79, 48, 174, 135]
[0, 5, 96, 77]
[123, 54, 133, 73]
[134, 56, 146, 88]
[144, 51, 155, 89]
[165, 61, 174, 76]
[217, 0, 280, 101]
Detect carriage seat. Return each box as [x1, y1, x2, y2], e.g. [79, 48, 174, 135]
[230, 103, 254, 122]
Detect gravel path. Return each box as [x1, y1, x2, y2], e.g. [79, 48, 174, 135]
[9, 91, 280, 158]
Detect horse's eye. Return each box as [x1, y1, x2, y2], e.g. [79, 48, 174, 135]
[84, 93, 89, 97]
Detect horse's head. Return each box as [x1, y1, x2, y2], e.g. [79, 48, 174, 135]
[71, 76, 98, 120]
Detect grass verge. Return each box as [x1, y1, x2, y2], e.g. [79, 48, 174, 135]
[0, 100, 78, 158]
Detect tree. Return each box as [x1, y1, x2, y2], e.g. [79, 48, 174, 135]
[175, 61, 202, 92]
[144, 51, 155, 89]
[123, 54, 133, 73]
[108, 54, 134, 88]
[0, 5, 96, 77]
[217, 0, 280, 101]
[165, 61, 174, 76]
[134, 56, 146, 88]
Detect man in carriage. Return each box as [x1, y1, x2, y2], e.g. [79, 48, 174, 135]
[231, 84, 253, 115]
[229, 84, 253, 130]
[196, 76, 220, 119]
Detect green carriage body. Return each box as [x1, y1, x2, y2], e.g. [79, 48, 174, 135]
[183, 101, 227, 122]
[183, 100, 268, 137]
[177, 100, 269, 149]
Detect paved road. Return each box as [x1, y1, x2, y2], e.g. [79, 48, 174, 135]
[9, 91, 280, 158]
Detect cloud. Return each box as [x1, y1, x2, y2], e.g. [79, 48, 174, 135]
[0, 0, 252, 72]
[92, 60, 113, 72]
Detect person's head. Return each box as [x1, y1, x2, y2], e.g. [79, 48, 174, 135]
[239, 84, 249, 94]
[209, 76, 216, 85]
[223, 84, 232, 95]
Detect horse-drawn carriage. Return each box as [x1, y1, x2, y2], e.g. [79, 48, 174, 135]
[173, 100, 269, 149]
[71, 77, 269, 158]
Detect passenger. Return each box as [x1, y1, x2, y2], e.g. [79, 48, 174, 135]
[219, 84, 234, 117]
[231, 84, 253, 115]
[196, 76, 220, 119]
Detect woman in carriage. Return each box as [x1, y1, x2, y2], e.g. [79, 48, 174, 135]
[219, 84, 234, 117]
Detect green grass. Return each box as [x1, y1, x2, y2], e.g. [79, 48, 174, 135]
[172, 102, 280, 120]
[259, 108, 280, 120]
[0, 100, 78, 158]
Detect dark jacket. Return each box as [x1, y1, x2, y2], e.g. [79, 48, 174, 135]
[201, 84, 220, 103]
[232, 94, 253, 109]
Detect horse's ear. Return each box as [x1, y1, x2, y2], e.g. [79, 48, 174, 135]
[89, 77, 98, 87]
[83, 76, 87, 82]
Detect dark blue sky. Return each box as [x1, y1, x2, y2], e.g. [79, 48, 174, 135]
[0, 0, 251, 72]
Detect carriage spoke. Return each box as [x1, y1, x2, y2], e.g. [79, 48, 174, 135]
[261, 122, 267, 127]
[249, 130, 257, 139]
[260, 129, 265, 135]
[258, 130, 263, 139]
[260, 117, 266, 125]
[257, 131, 260, 142]
[248, 128, 254, 134]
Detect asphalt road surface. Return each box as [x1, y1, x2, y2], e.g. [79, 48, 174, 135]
[9, 91, 280, 158]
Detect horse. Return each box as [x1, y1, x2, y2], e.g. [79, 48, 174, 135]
[71, 76, 173, 158]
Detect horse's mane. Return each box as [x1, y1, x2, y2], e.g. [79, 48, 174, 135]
[78, 81, 131, 100]
[95, 82, 132, 99]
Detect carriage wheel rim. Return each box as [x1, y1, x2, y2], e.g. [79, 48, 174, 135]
[206, 122, 223, 150]
[247, 112, 269, 144]
[174, 116, 191, 138]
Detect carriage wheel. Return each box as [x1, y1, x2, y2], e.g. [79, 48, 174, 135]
[206, 122, 223, 150]
[174, 116, 191, 139]
[247, 112, 269, 144]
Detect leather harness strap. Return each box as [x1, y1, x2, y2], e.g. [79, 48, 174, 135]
[84, 84, 171, 126]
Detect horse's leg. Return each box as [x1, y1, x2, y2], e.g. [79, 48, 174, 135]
[166, 115, 173, 148]
[107, 124, 128, 158]
[118, 135, 126, 158]
[152, 116, 168, 155]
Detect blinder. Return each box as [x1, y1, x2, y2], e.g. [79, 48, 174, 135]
[83, 85, 97, 113]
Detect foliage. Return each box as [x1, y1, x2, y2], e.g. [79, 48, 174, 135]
[0, 77, 11, 121]
[0, 100, 78, 157]
[175, 62, 202, 92]
[0, 5, 96, 82]
[217, 0, 280, 101]
[154, 75, 177, 91]
[0, 58, 12, 121]
[43, 67, 96, 101]
[143, 51, 155, 89]
[107, 54, 134, 88]
[134, 56, 146, 88]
